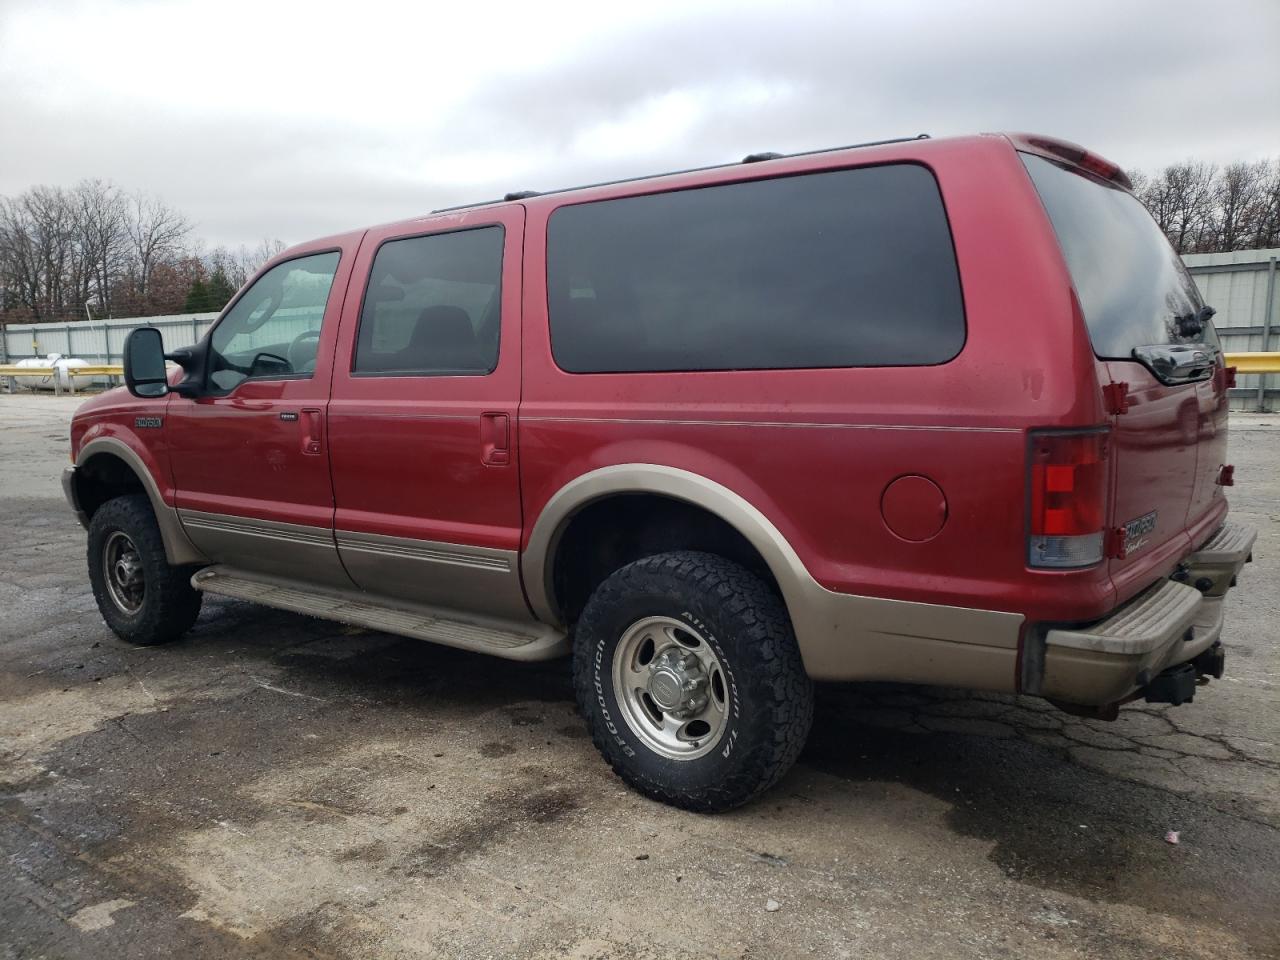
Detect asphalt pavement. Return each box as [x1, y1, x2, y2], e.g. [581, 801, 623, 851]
[2, 393, 1277, 959]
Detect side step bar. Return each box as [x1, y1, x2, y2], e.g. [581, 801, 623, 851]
[191, 565, 569, 662]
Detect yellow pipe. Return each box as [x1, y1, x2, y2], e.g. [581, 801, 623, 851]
[0, 364, 124, 377]
[1224, 352, 1280, 374]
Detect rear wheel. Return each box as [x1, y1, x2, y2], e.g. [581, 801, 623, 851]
[87, 495, 201, 645]
[572, 551, 813, 812]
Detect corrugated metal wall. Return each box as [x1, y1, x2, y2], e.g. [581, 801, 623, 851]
[1184, 248, 1278, 412]
[3, 313, 218, 369]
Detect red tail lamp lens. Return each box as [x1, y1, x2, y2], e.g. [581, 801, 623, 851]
[1030, 430, 1109, 536]
[1028, 429, 1110, 569]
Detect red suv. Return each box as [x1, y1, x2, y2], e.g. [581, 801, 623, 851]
[64, 133, 1255, 811]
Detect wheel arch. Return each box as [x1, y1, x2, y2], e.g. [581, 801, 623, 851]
[522, 464, 812, 631]
[73, 437, 206, 566]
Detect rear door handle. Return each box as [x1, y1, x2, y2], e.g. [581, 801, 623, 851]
[301, 408, 324, 456]
[481, 412, 510, 466]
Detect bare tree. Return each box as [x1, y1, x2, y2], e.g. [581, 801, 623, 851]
[73, 180, 131, 316]
[0, 196, 42, 317]
[128, 192, 191, 306]
[252, 237, 287, 268]
[1213, 161, 1268, 252]
[204, 238, 287, 290]
[1251, 161, 1280, 250]
[1146, 162, 1219, 254]
[0, 186, 77, 321]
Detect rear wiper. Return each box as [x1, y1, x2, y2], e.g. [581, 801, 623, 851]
[1131, 342, 1216, 385]
[1174, 304, 1216, 338]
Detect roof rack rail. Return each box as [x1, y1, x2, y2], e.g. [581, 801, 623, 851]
[742, 134, 929, 166]
[430, 134, 931, 213]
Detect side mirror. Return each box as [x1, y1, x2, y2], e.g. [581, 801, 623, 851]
[123, 327, 169, 398]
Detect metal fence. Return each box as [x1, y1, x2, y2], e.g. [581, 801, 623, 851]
[1, 248, 1277, 408]
[0, 313, 219, 377]
[1184, 248, 1278, 412]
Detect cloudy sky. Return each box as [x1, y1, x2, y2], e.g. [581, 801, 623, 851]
[2, 0, 1277, 249]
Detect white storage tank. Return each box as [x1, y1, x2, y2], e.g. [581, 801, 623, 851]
[10, 354, 91, 391]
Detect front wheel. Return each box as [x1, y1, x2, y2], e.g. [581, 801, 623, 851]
[87, 494, 202, 645]
[572, 551, 813, 812]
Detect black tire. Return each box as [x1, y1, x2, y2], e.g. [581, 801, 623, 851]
[572, 551, 813, 812]
[87, 494, 202, 645]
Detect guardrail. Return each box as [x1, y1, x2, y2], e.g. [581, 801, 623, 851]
[1224, 352, 1280, 374]
[0, 364, 124, 395]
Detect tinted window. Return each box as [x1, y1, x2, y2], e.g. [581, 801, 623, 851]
[354, 226, 504, 376]
[546, 164, 964, 373]
[208, 252, 340, 394]
[1021, 153, 1218, 359]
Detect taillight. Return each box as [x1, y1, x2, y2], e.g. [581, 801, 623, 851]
[1028, 428, 1110, 568]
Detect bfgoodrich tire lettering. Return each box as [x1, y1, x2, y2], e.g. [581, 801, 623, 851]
[87, 494, 202, 646]
[572, 551, 813, 812]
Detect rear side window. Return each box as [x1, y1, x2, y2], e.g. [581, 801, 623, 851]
[1021, 153, 1218, 359]
[546, 164, 965, 373]
[354, 226, 504, 376]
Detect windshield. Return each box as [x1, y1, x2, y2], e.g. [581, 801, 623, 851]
[1021, 152, 1218, 360]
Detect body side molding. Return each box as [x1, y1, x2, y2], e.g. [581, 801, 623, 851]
[335, 528, 532, 621]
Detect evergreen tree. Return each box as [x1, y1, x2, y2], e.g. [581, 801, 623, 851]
[182, 277, 210, 312]
[207, 265, 236, 310]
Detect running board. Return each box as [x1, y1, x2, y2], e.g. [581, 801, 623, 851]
[191, 566, 568, 661]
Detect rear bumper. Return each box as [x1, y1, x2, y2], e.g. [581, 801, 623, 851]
[1031, 521, 1256, 706]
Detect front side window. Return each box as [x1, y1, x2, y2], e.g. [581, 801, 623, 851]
[353, 226, 504, 376]
[207, 252, 340, 393]
[546, 164, 965, 373]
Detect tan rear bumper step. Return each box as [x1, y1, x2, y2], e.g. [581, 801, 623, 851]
[1181, 521, 1257, 596]
[1034, 521, 1255, 706]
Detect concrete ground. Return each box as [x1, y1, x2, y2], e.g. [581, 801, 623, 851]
[1, 392, 1277, 960]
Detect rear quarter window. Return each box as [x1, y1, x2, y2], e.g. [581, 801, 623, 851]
[546, 163, 965, 373]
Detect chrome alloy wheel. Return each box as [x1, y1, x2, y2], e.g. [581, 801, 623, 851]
[612, 616, 730, 760]
[103, 530, 145, 615]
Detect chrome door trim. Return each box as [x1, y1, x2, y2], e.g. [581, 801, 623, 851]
[334, 529, 512, 572]
[180, 511, 335, 546]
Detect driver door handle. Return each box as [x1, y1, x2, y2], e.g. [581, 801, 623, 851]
[301, 408, 324, 456]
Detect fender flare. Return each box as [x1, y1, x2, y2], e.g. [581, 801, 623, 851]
[74, 437, 206, 566]
[521, 464, 811, 629]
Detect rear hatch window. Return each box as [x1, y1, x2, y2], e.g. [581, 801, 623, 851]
[1020, 152, 1219, 361]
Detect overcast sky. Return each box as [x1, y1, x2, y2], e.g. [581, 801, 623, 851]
[2, 0, 1277, 249]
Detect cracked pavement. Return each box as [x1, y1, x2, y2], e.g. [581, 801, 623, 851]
[1, 394, 1278, 959]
